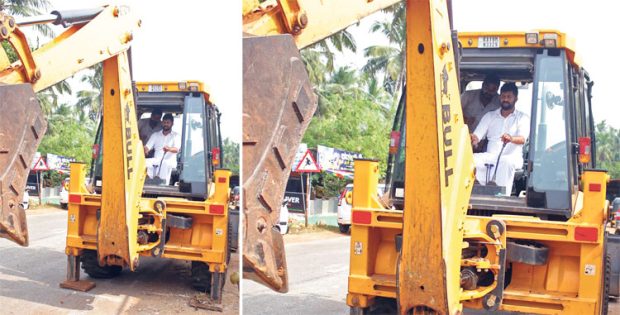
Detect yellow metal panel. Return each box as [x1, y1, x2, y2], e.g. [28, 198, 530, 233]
[398, 0, 474, 313]
[98, 51, 146, 270]
[243, 0, 401, 49]
[0, 6, 141, 93]
[458, 30, 580, 67]
[135, 81, 213, 104]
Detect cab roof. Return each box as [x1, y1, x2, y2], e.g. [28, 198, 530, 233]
[458, 30, 581, 68]
[135, 81, 213, 104]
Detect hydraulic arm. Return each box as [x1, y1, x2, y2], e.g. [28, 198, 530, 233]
[0, 5, 142, 271]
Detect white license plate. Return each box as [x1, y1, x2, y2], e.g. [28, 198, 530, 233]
[478, 36, 500, 48]
[148, 84, 163, 92]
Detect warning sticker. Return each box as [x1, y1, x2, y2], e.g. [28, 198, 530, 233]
[584, 264, 596, 276]
[215, 228, 223, 236]
[354, 241, 363, 255]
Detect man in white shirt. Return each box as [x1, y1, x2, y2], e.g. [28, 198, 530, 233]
[138, 108, 163, 145]
[471, 83, 530, 195]
[461, 74, 501, 132]
[144, 113, 180, 185]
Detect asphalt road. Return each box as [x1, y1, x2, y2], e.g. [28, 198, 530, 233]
[242, 231, 620, 315]
[243, 233, 351, 315]
[0, 208, 239, 314]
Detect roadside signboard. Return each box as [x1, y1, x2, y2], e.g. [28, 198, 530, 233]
[295, 150, 321, 173]
[316, 145, 362, 173]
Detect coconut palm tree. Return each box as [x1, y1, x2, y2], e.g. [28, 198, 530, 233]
[36, 80, 72, 116]
[362, 2, 405, 95]
[75, 63, 103, 122]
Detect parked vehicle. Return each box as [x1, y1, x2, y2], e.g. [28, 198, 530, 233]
[278, 201, 289, 235]
[59, 178, 69, 210]
[22, 190, 30, 210]
[337, 183, 385, 233]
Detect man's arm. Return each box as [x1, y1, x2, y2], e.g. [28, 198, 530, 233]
[501, 134, 525, 144]
[163, 132, 180, 153]
[502, 112, 530, 144]
[163, 146, 179, 153]
[144, 133, 155, 155]
[471, 112, 490, 147]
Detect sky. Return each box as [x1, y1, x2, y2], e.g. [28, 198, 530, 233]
[339, 1, 620, 129]
[40, 0, 241, 142]
[25, 0, 620, 143]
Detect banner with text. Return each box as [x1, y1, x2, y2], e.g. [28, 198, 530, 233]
[316, 145, 362, 173]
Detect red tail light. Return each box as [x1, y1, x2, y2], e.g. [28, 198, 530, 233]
[574, 227, 598, 242]
[338, 189, 346, 206]
[352, 211, 372, 225]
[92, 144, 100, 159]
[578, 137, 591, 164]
[212, 147, 221, 166]
[389, 131, 401, 154]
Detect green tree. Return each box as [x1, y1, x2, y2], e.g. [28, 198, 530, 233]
[301, 28, 358, 87]
[362, 3, 405, 95]
[39, 104, 97, 169]
[75, 63, 103, 122]
[37, 80, 72, 116]
[596, 121, 620, 178]
[222, 138, 239, 175]
[303, 88, 392, 172]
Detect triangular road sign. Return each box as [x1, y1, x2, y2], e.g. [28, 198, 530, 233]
[32, 156, 49, 171]
[295, 150, 320, 173]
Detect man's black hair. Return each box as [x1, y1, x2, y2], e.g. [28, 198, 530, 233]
[483, 73, 500, 86]
[500, 82, 518, 97]
[162, 113, 174, 121]
[152, 108, 163, 116]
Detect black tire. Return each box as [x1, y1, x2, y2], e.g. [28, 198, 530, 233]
[350, 298, 396, 314]
[191, 261, 212, 293]
[80, 250, 122, 279]
[60, 203, 68, 210]
[339, 224, 350, 234]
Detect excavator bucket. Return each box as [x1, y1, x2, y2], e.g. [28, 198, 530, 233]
[242, 34, 317, 292]
[0, 84, 46, 246]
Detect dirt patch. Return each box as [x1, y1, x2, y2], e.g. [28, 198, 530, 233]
[125, 253, 240, 314]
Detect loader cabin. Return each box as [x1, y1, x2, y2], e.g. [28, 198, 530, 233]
[388, 31, 597, 220]
[90, 81, 223, 200]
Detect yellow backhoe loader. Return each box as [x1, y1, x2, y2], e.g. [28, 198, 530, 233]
[0, 6, 232, 302]
[243, 1, 613, 314]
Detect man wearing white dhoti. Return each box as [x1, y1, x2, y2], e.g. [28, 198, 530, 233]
[471, 83, 529, 196]
[144, 113, 180, 185]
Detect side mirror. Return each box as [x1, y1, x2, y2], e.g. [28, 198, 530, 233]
[345, 191, 353, 205]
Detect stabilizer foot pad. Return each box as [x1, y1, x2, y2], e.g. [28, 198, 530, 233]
[59, 280, 96, 292]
